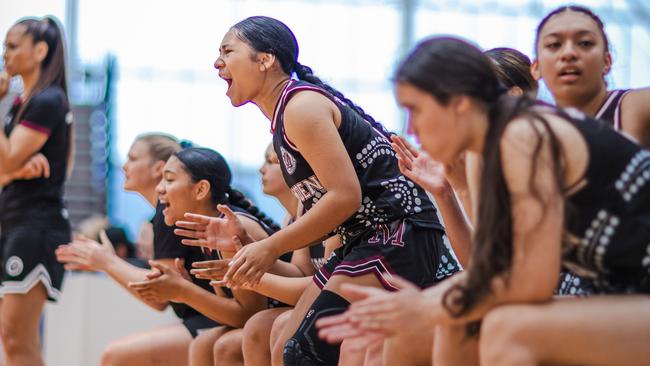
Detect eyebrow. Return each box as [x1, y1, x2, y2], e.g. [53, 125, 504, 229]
[220, 43, 232, 51]
[543, 29, 597, 38]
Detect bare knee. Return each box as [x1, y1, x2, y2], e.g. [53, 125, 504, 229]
[480, 306, 537, 366]
[1, 319, 38, 357]
[101, 339, 130, 366]
[190, 330, 219, 365]
[213, 332, 242, 366]
[242, 312, 270, 349]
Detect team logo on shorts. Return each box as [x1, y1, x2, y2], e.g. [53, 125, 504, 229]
[6, 256, 24, 277]
[281, 147, 297, 175]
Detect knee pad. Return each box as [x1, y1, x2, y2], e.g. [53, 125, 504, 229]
[283, 290, 349, 366]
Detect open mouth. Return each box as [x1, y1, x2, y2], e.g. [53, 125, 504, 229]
[159, 199, 171, 215]
[558, 67, 582, 82]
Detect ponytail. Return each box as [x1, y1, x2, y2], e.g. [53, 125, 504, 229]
[294, 62, 392, 138]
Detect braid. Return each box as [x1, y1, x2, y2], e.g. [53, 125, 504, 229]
[227, 188, 281, 232]
[294, 63, 393, 138]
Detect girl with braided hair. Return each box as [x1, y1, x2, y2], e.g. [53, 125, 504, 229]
[176, 16, 458, 365]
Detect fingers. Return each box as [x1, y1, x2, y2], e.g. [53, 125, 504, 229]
[210, 280, 227, 287]
[38, 154, 51, 178]
[216, 204, 237, 221]
[174, 228, 207, 240]
[98, 230, 113, 247]
[180, 238, 211, 248]
[191, 259, 228, 269]
[145, 269, 163, 280]
[232, 235, 243, 252]
[148, 260, 171, 273]
[338, 283, 386, 302]
[316, 312, 350, 328]
[391, 135, 418, 161]
[387, 275, 417, 290]
[182, 212, 212, 225]
[174, 258, 184, 273]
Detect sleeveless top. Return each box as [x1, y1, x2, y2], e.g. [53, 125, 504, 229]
[561, 107, 650, 293]
[594, 89, 630, 131]
[271, 80, 443, 245]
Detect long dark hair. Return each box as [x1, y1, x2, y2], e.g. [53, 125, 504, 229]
[13, 17, 69, 120]
[231, 16, 392, 138]
[174, 147, 280, 232]
[485, 48, 538, 96]
[13, 16, 73, 171]
[395, 37, 565, 317]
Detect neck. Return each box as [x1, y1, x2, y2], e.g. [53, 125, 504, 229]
[193, 202, 219, 218]
[466, 108, 489, 155]
[556, 86, 608, 118]
[140, 186, 159, 208]
[252, 76, 291, 121]
[276, 191, 298, 219]
[21, 67, 41, 100]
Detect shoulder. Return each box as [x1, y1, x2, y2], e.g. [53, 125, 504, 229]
[284, 89, 337, 123]
[621, 87, 650, 114]
[30, 86, 67, 108]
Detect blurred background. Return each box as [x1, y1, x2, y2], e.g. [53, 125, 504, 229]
[0, 0, 649, 363]
[2, 0, 649, 239]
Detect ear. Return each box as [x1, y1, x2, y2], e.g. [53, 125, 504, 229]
[603, 51, 612, 76]
[34, 41, 49, 63]
[530, 60, 542, 81]
[151, 160, 165, 179]
[507, 86, 524, 97]
[452, 95, 472, 115]
[258, 52, 276, 72]
[195, 180, 211, 201]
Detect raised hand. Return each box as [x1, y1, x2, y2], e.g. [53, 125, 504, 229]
[175, 204, 250, 251]
[55, 231, 116, 272]
[128, 259, 190, 303]
[317, 276, 431, 346]
[391, 135, 452, 196]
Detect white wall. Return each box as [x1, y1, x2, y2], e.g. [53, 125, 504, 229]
[44, 272, 178, 366]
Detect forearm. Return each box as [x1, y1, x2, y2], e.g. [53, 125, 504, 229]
[266, 192, 357, 256]
[431, 189, 473, 267]
[179, 284, 264, 328]
[269, 259, 308, 277]
[246, 273, 312, 306]
[103, 257, 168, 311]
[425, 272, 553, 327]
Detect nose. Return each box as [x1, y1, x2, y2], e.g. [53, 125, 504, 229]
[560, 41, 578, 62]
[214, 56, 224, 70]
[155, 179, 165, 196]
[259, 164, 266, 175]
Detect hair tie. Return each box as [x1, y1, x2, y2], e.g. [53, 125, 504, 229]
[179, 139, 195, 149]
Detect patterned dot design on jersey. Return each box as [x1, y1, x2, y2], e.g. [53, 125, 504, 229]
[355, 136, 395, 169]
[435, 253, 458, 281]
[579, 210, 619, 271]
[380, 176, 424, 215]
[614, 150, 650, 202]
[558, 272, 594, 296]
[354, 196, 388, 227]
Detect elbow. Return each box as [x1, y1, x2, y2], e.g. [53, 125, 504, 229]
[340, 185, 362, 218]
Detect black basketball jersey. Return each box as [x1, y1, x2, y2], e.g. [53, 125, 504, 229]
[0, 86, 71, 229]
[560, 107, 650, 293]
[151, 202, 214, 319]
[271, 80, 442, 245]
[594, 89, 630, 131]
